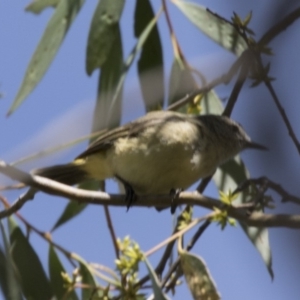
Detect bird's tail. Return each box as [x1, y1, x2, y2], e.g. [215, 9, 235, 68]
[33, 160, 88, 185]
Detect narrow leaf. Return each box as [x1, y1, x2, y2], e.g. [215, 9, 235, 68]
[180, 251, 221, 300]
[79, 261, 103, 299]
[134, 0, 164, 111]
[8, 217, 53, 300]
[214, 158, 273, 278]
[92, 24, 123, 132]
[168, 57, 196, 109]
[8, 0, 85, 115]
[201, 91, 273, 278]
[49, 245, 79, 300]
[144, 257, 170, 300]
[0, 221, 23, 300]
[86, 0, 124, 75]
[51, 180, 99, 231]
[107, 10, 161, 121]
[26, 0, 59, 14]
[173, 1, 248, 56]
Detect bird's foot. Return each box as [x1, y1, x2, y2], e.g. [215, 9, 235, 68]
[116, 176, 137, 211]
[169, 188, 183, 214]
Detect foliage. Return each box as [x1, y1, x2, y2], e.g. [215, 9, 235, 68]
[1, 0, 300, 299]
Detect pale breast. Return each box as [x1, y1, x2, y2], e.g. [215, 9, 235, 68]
[108, 119, 217, 194]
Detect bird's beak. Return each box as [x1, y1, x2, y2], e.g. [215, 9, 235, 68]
[245, 141, 268, 151]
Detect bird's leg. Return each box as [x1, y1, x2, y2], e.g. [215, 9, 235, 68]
[116, 175, 137, 211]
[169, 188, 183, 214]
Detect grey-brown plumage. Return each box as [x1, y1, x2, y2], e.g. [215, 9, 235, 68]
[33, 111, 266, 199]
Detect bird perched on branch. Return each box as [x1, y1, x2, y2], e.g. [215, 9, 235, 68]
[33, 111, 266, 210]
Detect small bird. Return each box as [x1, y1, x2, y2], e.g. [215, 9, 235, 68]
[33, 111, 266, 208]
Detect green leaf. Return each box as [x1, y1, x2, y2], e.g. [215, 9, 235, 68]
[134, 0, 164, 111]
[0, 221, 23, 300]
[107, 10, 161, 121]
[26, 0, 59, 14]
[49, 245, 79, 300]
[201, 90, 224, 114]
[86, 0, 125, 75]
[168, 57, 196, 110]
[214, 158, 274, 279]
[51, 180, 99, 231]
[8, 0, 85, 115]
[180, 251, 220, 300]
[201, 90, 273, 279]
[92, 24, 123, 132]
[51, 200, 87, 232]
[8, 217, 53, 300]
[173, 1, 248, 56]
[144, 257, 170, 300]
[79, 260, 103, 299]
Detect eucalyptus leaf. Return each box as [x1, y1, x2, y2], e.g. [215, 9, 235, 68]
[8, 0, 85, 115]
[8, 217, 53, 300]
[180, 251, 220, 300]
[26, 0, 59, 14]
[134, 0, 164, 111]
[0, 221, 23, 300]
[49, 245, 79, 300]
[92, 24, 123, 131]
[79, 261, 104, 299]
[86, 0, 124, 75]
[51, 180, 99, 231]
[168, 57, 196, 111]
[173, 1, 248, 56]
[107, 11, 161, 121]
[201, 90, 273, 279]
[144, 257, 170, 300]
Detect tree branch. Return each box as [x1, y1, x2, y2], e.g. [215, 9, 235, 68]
[1, 160, 300, 228]
[259, 7, 300, 46]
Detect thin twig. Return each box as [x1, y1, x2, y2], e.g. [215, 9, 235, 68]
[259, 7, 300, 46]
[104, 206, 120, 259]
[222, 53, 250, 117]
[161, 220, 211, 290]
[0, 188, 36, 218]
[167, 55, 243, 111]
[0, 196, 77, 267]
[264, 79, 300, 154]
[236, 177, 300, 205]
[162, 0, 184, 60]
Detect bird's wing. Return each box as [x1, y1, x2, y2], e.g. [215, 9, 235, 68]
[76, 111, 186, 159]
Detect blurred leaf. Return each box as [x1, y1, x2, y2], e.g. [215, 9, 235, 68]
[200, 90, 224, 114]
[79, 260, 103, 299]
[144, 257, 170, 300]
[108, 10, 161, 121]
[51, 180, 99, 231]
[173, 1, 248, 56]
[8, 217, 53, 300]
[134, 0, 164, 111]
[0, 249, 9, 299]
[180, 251, 220, 300]
[49, 245, 79, 300]
[26, 0, 59, 14]
[8, 0, 85, 115]
[201, 90, 273, 279]
[51, 201, 87, 232]
[86, 0, 124, 75]
[0, 221, 23, 300]
[168, 57, 196, 111]
[12, 129, 105, 167]
[92, 24, 123, 132]
[214, 158, 274, 279]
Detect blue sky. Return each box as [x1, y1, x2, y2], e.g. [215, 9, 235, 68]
[1, 1, 300, 299]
